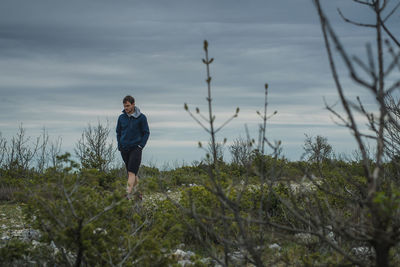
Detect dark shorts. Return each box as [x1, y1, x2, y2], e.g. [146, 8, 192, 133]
[121, 147, 142, 175]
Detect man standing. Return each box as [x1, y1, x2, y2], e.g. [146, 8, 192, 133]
[116, 95, 150, 200]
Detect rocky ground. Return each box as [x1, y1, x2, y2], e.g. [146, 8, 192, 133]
[0, 203, 39, 243]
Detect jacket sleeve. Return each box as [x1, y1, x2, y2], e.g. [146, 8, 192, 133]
[140, 115, 150, 148]
[116, 117, 121, 151]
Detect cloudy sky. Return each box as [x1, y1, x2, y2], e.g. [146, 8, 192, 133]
[1, 0, 399, 167]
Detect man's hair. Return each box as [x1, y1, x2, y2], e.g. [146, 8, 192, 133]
[123, 95, 135, 104]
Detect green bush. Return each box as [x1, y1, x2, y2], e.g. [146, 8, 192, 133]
[21, 168, 172, 266]
[161, 166, 207, 188]
[144, 197, 186, 249]
[0, 238, 31, 263]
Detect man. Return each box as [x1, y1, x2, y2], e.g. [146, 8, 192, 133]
[116, 95, 150, 200]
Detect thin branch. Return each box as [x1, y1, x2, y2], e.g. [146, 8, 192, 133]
[315, 0, 372, 180]
[383, 1, 400, 22]
[117, 238, 146, 267]
[63, 185, 78, 219]
[385, 81, 400, 95]
[384, 54, 400, 77]
[198, 111, 210, 123]
[215, 113, 238, 133]
[367, 43, 377, 78]
[184, 106, 210, 133]
[86, 200, 123, 225]
[353, 55, 377, 80]
[338, 8, 377, 28]
[353, 0, 374, 6]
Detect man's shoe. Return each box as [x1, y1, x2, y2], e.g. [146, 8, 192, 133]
[135, 191, 143, 201]
[126, 193, 133, 200]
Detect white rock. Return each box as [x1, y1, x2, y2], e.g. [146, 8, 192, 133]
[12, 229, 24, 237]
[50, 240, 57, 249]
[50, 241, 59, 254]
[269, 243, 281, 250]
[327, 231, 336, 243]
[93, 227, 108, 235]
[228, 251, 246, 264]
[31, 240, 40, 248]
[294, 233, 318, 244]
[174, 249, 187, 259]
[199, 257, 212, 264]
[351, 246, 373, 257]
[178, 259, 193, 266]
[186, 251, 195, 258]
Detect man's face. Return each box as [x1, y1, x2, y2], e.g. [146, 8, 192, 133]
[123, 101, 135, 114]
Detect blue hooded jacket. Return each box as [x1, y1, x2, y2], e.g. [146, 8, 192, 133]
[116, 107, 150, 152]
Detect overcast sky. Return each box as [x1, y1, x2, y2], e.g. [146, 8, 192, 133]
[1, 0, 399, 167]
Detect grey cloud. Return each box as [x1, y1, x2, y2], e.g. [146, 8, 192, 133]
[0, 0, 398, 165]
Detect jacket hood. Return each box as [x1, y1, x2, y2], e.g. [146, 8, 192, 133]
[123, 107, 142, 118]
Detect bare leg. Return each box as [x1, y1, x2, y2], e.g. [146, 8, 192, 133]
[127, 171, 139, 194]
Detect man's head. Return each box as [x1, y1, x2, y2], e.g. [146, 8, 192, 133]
[123, 95, 135, 114]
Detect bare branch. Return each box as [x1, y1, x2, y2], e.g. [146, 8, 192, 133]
[63, 180, 78, 219]
[380, 19, 400, 47]
[86, 199, 123, 225]
[215, 113, 238, 133]
[384, 40, 400, 75]
[353, 0, 374, 6]
[184, 106, 210, 133]
[383, 1, 400, 22]
[386, 81, 400, 95]
[315, 0, 372, 179]
[338, 8, 377, 28]
[353, 55, 377, 81]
